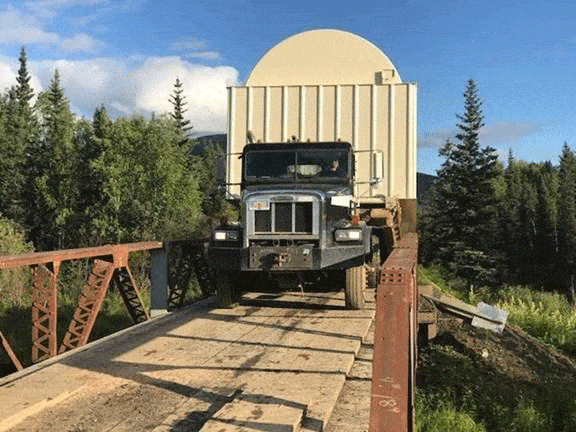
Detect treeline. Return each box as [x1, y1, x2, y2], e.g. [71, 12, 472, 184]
[0, 49, 225, 252]
[420, 79, 576, 295]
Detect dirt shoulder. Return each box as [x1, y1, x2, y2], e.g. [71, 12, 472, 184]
[417, 317, 576, 430]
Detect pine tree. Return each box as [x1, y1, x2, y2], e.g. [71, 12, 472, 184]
[420, 79, 499, 288]
[533, 166, 558, 286]
[28, 69, 78, 249]
[0, 47, 39, 225]
[558, 143, 576, 295]
[15, 47, 34, 109]
[169, 78, 192, 136]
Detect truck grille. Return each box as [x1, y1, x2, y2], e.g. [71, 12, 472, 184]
[254, 202, 313, 233]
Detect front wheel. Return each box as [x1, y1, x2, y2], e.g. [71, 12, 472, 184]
[345, 265, 366, 310]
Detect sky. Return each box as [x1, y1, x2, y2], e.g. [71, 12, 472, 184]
[1, 0, 576, 175]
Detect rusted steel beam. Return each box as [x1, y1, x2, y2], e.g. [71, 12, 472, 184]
[31, 262, 60, 363]
[0, 241, 169, 368]
[0, 331, 23, 371]
[114, 266, 150, 324]
[59, 259, 117, 353]
[0, 241, 163, 269]
[369, 234, 418, 432]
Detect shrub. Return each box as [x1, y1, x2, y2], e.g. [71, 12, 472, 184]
[0, 216, 33, 308]
[496, 286, 576, 356]
[416, 398, 486, 432]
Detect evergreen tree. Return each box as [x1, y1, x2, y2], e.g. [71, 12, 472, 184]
[28, 69, 78, 250]
[15, 47, 34, 109]
[0, 47, 39, 225]
[169, 78, 192, 136]
[193, 141, 227, 221]
[533, 166, 558, 286]
[420, 79, 499, 288]
[558, 143, 576, 295]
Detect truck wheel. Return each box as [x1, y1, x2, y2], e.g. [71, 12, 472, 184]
[345, 265, 366, 309]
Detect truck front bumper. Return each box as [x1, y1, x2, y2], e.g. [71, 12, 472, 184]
[208, 243, 369, 271]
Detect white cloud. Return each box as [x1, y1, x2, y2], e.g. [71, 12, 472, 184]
[480, 122, 541, 146]
[171, 38, 209, 52]
[0, 6, 59, 45]
[59, 33, 105, 53]
[0, 61, 17, 93]
[132, 56, 239, 131]
[24, 0, 108, 18]
[419, 127, 456, 149]
[0, 5, 105, 53]
[171, 37, 222, 62]
[0, 54, 43, 95]
[184, 51, 222, 61]
[20, 56, 239, 132]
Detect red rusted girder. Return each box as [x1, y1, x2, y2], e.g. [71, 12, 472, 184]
[0, 242, 163, 269]
[1, 331, 23, 371]
[0, 242, 163, 365]
[31, 263, 60, 362]
[369, 233, 418, 432]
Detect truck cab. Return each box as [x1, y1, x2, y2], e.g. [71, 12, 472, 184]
[208, 141, 378, 309]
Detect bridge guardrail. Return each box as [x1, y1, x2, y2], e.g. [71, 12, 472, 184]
[369, 233, 418, 432]
[0, 240, 215, 372]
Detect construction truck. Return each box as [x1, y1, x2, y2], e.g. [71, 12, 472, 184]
[208, 29, 417, 309]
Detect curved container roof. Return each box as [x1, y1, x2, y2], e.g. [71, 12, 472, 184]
[246, 29, 402, 86]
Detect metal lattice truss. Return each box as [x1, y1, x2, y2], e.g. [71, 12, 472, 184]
[0, 242, 162, 366]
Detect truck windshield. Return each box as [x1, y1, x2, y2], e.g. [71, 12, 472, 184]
[244, 149, 349, 182]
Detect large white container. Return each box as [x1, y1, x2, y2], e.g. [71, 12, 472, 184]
[226, 29, 417, 207]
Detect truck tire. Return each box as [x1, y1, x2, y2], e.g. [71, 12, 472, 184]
[345, 265, 366, 309]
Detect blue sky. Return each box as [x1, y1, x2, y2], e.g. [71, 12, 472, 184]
[1, 0, 576, 174]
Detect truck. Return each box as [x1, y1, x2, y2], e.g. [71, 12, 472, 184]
[208, 29, 417, 309]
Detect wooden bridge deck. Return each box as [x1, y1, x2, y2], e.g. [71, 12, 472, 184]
[0, 290, 375, 432]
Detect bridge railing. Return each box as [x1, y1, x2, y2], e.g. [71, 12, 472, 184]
[0, 240, 215, 372]
[370, 233, 418, 432]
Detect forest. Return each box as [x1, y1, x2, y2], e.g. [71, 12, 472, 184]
[0, 48, 225, 256]
[420, 79, 576, 299]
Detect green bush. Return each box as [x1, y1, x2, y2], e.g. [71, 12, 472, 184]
[496, 285, 576, 356]
[416, 398, 486, 432]
[0, 216, 33, 308]
[509, 401, 550, 432]
[417, 265, 468, 301]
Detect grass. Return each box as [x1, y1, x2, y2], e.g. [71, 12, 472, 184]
[416, 396, 486, 432]
[416, 265, 576, 432]
[493, 286, 576, 356]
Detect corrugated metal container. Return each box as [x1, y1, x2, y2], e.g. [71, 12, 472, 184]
[225, 30, 417, 203]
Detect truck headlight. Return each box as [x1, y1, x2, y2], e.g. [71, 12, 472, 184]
[334, 229, 362, 242]
[214, 230, 240, 241]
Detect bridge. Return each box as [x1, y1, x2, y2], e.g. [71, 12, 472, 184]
[0, 236, 419, 432]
